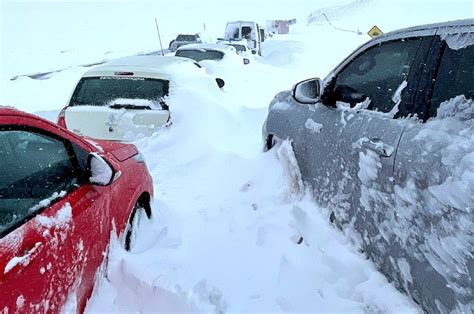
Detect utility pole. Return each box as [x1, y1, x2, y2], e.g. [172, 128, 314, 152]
[155, 18, 165, 56]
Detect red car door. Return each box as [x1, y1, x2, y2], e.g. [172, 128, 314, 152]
[0, 122, 111, 312]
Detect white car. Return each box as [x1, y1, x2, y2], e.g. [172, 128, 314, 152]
[57, 56, 224, 141]
[216, 38, 255, 56]
[175, 43, 250, 65]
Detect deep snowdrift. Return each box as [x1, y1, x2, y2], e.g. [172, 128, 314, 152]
[2, 0, 472, 312]
[84, 66, 417, 311]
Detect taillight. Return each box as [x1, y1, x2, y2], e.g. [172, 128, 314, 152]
[57, 107, 68, 128]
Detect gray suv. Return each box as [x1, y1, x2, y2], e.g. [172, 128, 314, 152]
[169, 34, 202, 52]
[262, 19, 473, 313]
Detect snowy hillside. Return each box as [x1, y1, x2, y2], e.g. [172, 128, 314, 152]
[1, 0, 473, 312]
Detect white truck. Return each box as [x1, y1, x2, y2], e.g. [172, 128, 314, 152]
[224, 21, 265, 56]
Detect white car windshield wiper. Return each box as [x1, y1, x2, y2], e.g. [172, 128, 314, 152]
[109, 104, 152, 110]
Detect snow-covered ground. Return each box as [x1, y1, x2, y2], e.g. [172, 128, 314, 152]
[1, 0, 472, 312]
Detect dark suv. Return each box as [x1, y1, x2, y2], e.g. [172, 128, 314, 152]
[262, 19, 473, 313]
[169, 34, 202, 52]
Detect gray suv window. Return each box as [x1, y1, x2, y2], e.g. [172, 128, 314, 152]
[430, 40, 473, 117]
[0, 130, 78, 235]
[334, 38, 421, 112]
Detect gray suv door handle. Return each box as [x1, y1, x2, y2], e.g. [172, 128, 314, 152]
[361, 138, 394, 157]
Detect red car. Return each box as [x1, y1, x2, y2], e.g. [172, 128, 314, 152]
[0, 107, 153, 312]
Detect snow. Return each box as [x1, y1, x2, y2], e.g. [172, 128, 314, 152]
[389, 79, 408, 116]
[30, 191, 67, 213]
[436, 95, 473, 120]
[16, 295, 25, 309]
[89, 153, 114, 185]
[357, 149, 382, 185]
[4, 242, 42, 274]
[305, 118, 323, 133]
[350, 94, 474, 311]
[36, 202, 72, 228]
[441, 32, 474, 50]
[1, 0, 472, 312]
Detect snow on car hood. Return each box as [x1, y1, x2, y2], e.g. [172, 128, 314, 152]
[91, 139, 138, 162]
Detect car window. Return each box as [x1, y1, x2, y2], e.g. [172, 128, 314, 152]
[176, 35, 196, 41]
[0, 129, 80, 235]
[429, 37, 473, 117]
[69, 77, 169, 107]
[334, 38, 422, 112]
[227, 44, 246, 53]
[242, 26, 252, 39]
[175, 49, 224, 62]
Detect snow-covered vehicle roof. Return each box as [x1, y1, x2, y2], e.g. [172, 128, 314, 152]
[175, 43, 237, 54]
[381, 18, 473, 38]
[216, 40, 251, 54]
[82, 56, 201, 80]
[175, 44, 249, 65]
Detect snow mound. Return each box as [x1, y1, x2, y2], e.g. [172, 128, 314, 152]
[86, 62, 417, 312]
[307, 0, 375, 25]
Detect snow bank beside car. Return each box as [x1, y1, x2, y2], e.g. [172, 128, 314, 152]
[85, 59, 417, 312]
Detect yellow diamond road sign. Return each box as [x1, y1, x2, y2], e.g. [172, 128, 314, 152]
[368, 25, 383, 38]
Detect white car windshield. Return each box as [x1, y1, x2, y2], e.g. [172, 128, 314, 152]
[175, 49, 224, 62]
[69, 76, 169, 107]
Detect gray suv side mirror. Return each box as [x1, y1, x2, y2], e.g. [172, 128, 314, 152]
[293, 78, 321, 104]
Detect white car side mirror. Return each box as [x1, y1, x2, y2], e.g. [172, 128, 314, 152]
[88, 153, 115, 186]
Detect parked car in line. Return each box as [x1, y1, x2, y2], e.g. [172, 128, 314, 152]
[57, 56, 225, 141]
[262, 19, 473, 313]
[175, 43, 250, 65]
[0, 107, 153, 312]
[168, 34, 202, 52]
[216, 38, 255, 55]
[224, 21, 265, 55]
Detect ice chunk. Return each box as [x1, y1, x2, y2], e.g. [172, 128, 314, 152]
[441, 33, 474, 50]
[304, 118, 322, 133]
[436, 95, 473, 121]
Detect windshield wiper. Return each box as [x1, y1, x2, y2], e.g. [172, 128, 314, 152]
[109, 104, 152, 110]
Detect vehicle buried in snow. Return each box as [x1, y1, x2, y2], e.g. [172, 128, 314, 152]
[262, 19, 473, 313]
[216, 38, 254, 56]
[224, 20, 265, 56]
[175, 43, 251, 65]
[57, 56, 225, 141]
[168, 33, 203, 52]
[0, 107, 153, 311]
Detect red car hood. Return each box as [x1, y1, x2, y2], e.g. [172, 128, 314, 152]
[90, 139, 139, 162]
